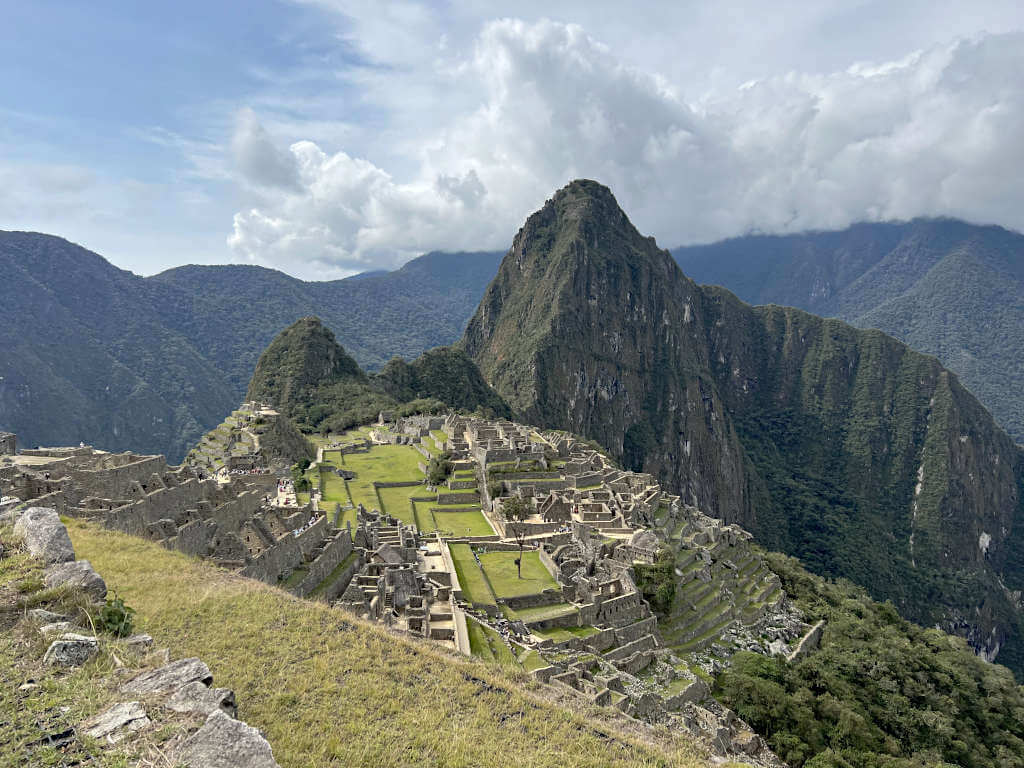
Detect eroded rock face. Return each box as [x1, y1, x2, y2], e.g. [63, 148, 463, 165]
[43, 633, 98, 667]
[166, 681, 237, 718]
[14, 507, 75, 564]
[82, 701, 151, 742]
[177, 710, 279, 768]
[122, 658, 213, 695]
[44, 559, 107, 600]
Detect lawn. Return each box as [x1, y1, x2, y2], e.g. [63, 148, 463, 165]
[340, 445, 424, 513]
[316, 463, 357, 530]
[466, 617, 517, 665]
[449, 543, 496, 606]
[375, 484, 423, 527]
[477, 550, 559, 599]
[61, 522, 701, 768]
[429, 508, 495, 537]
[504, 603, 580, 623]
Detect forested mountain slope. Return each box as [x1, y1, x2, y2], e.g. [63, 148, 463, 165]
[673, 219, 1024, 444]
[0, 230, 500, 459]
[463, 180, 1024, 675]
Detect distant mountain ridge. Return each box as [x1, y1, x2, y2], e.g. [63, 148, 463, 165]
[673, 218, 1024, 444]
[0, 230, 501, 459]
[462, 180, 1024, 675]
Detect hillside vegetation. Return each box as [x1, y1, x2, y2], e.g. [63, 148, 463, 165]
[715, 552, 1024, 768]
[65, 519, 705, 768]
[673, 219, 1024, 444]
[246, 317, 510, 434]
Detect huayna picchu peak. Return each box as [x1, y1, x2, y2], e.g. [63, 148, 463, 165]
[464, 179, 1024, 676]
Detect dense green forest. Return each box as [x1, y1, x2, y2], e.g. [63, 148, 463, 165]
[674, 218, 1024, 444]
[715, 551, 1024, 767]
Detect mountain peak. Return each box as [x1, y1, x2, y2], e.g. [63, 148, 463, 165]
[463, 180, 691, 419]
[245, 317, 366, 416]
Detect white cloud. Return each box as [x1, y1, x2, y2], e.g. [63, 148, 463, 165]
[231, 108, 302, 191]
[227, 19, 1024, 277]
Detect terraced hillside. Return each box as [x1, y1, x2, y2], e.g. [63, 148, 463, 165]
[62, 520, 705, 768]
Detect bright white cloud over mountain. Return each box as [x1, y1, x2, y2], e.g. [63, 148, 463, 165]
[226, 18, 1024, 278]
[2, 1, 1023, 277]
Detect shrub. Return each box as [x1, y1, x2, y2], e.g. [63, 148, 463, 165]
[94, 593, 135, 637]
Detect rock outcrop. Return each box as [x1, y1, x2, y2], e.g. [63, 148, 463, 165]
[14, 506, 75, 563]
[44, 558, 107, 600]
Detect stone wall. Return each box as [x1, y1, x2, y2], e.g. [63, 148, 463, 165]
[67, 456, 171, 499]
[499, 589, 564, 612]
[295, 530, 353, 597]
[239, 535, 302, 585]
[436, 492, 479, 505]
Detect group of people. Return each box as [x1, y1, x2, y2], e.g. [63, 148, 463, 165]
[229, 466, 270, 476]
[291, 514, 322, 537]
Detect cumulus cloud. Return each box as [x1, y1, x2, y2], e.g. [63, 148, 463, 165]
[227, 19, 1024, 277]
[231, 108, 302, 191]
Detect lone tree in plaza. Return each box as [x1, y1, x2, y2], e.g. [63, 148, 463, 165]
[503, 495, 530, 579]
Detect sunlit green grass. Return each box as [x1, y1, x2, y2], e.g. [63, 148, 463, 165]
[478, 551, 558, 598]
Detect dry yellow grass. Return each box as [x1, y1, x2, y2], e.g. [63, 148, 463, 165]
[67, 520, 706, 768]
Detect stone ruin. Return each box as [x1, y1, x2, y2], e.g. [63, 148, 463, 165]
[0, 429, 359, 602]
[2, 409, 829, 765]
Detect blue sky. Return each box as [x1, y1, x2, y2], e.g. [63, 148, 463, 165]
[3, 1, 1024, 279]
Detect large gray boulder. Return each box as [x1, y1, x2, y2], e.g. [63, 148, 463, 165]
[14, 507, 75, 564]
[82, 701, 151, 743]
[44, 559, 107, 600]
[177, 710, 279, 768]
[43, 633, 98, 667]
[166, 682, 237, 718]
[122, 658, 212, 695]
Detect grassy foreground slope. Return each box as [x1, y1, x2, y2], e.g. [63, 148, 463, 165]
[66, 521, 705, 768]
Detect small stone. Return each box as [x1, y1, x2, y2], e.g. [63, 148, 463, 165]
[14, 507, 75, 564]
[40, 621, 78, 637]
[43, 633, 98, 667]
[82, 701, 150, 743]
[731, 728, 762, 755]
[122, 658, 212, 695]
[29, 608, 67, 623]
[124, 633, 153, 650]
[44, 559, 107, 600]
[166, 682, 237, 718]
[177, 710, 279, 768]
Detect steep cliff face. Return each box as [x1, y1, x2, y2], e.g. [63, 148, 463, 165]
[463, 180, 752, 523]
[463, 180, 1024, 673]
[673, 219, 1024, 444]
